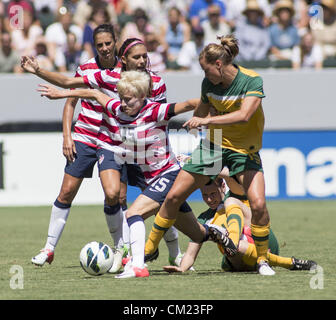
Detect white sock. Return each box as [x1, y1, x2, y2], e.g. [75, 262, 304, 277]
[104, 204, 124, 249]
[128, 215, 145, 269]
[164, 226, 181, 259]
[122, 208, 130, 252]
[44, 201, 71, 251]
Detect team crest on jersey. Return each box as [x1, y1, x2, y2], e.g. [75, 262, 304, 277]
[99, 154, 105, 165]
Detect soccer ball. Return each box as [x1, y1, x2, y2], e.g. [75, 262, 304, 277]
[79, 241, 114, 276]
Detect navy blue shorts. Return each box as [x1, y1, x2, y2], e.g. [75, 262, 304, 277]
[97, 148, 128, 183]
[64, 141, 98, 178]
[125, 163, 147, 190]
[142, 169, 192, 213]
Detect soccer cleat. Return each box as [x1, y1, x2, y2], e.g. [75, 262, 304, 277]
[31, 249, 54, 266]
[144, 248, 159, 263]
[122, 256, 131, 267]
[208, 224, 238, 257]
[108, 248, 123, 273]
[258, 260, 276, 276]
[290, 257, 317, 271]
[115, 266, 149, 279]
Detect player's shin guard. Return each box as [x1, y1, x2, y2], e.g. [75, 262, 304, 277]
[251, 223, 270, 264]
[163, 226, 181, 259]
[104, 203, 124, 249]
[225, 204, 243, 248]
[145, 214, 176, 255]
[127, 215, 146, 269]
[45, 199, 71, 251]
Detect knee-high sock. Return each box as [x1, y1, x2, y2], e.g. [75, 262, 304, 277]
[145, 214, 176, 255]
[251, 223, 270, 264]
[163, 226, 181, 259]
[225, 204, 244, 247]
[121, 204, 130, 252]
[104, 203, 124, 249]
[127, 215, 146, 269]
[44, 199, 71, 251]
[242, 243, 293, 269]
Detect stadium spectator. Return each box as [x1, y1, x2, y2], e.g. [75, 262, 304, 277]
[160, 6, 191, 70]
[224, 0, 271, 29]
[159, 0, 192, 20]
[234, 0, 271, 63]
[0, 31, 21, 73]
[176, 25, 205, 73]
[144, 32, 166, 73]
[82, 5, 110, 59]
[201, 3, 231, 45]
[3, 0, 35, 32]
[34, 36, 54, 71]
[122, 0, 163, 28]
[63, 32, 84, 72]
[73, 0, 117, 29]
[45, 8, 82, 68]
[189, 0, 226, 29]
[311, 0, 336, 60]
[291, 31, 323, 69]
[10, 8, 43, 56]
[269, 0, 300, 61]
[119, 8, 155, 43]
[61, 0, 80, 15]
[33, 0, 59, 30]
[0, 2, 4, 34]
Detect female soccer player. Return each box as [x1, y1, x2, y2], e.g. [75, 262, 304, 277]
[37, 70, 206, 278]
[146, 34, 276, 276]
[163, 173, 317, 273]
[24, 33, 182, 272]
[29, 24, 123, 269]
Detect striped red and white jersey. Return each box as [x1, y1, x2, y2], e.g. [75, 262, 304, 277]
[98, 98, 179, 184]
[83, 66, 167, 103]
[72, 57, 118, 148]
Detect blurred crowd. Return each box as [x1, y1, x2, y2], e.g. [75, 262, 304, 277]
[1, 0, 336, 74]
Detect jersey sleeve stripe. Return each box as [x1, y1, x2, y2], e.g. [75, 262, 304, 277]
[83, 75, 93, 88]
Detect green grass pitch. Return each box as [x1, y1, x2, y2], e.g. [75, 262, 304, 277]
[0, 200, 335, 300]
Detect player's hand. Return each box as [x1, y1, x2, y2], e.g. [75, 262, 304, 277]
[63, 136, 76, 162]
[37, 84, 63, 99]
[183, 116, 209, 129]
[176, 154, 191, 163]
[163, 265, 184, 273]
[21, 56, 40, 74]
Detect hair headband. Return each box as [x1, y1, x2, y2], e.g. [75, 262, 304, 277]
[122, 40, 145, 57]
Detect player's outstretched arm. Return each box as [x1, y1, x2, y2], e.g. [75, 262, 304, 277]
[163, 242, 202, 273]
[38, 84, 111, 107]
[21, 56, 86, 89]
[174, 98, 200, 115]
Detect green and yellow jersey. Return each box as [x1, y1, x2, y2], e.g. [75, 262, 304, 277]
[201, 65, 265, 154]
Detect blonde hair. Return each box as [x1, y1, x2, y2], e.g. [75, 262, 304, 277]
[117, 70, 151, 98]
[199, 34, 239, 65]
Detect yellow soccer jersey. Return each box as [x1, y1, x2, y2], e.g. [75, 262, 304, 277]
[201, 65, 265, 154]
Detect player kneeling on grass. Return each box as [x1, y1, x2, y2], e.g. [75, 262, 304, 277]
[163, 166, 317, 273]
[37, 70, 218, 279]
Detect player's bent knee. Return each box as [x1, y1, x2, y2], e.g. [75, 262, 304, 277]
[104, 189, 120, 204]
